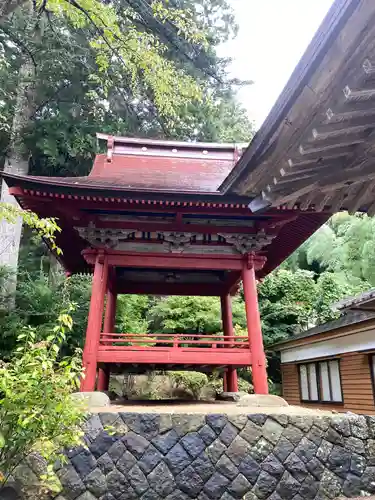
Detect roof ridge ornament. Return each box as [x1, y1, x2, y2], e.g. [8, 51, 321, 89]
[107, 135, 114, 163]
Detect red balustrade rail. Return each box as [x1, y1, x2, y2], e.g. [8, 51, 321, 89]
[99, 333, 249, 350]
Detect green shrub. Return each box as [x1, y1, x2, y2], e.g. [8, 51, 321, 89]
[0, 307, 85, 492]
[169, 371, 208, 400]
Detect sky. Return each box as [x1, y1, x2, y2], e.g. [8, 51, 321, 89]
[220, 0, 335, 126]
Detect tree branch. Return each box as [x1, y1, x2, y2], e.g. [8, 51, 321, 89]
[0, 25, 37, 67]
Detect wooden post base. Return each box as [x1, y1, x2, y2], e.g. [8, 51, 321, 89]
[97, 365, 110, 392]
[227, 367, 239, 393]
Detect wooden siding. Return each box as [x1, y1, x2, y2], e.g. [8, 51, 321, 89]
[281, 352, 375, 414]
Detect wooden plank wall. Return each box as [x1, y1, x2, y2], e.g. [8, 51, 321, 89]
[281, 352, 375, 415]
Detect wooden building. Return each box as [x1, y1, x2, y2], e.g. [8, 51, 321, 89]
[4, 0, 375, 394]
[273, 290, 375, 414]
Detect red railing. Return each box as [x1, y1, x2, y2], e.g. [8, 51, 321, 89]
[99, 333, 249, 350]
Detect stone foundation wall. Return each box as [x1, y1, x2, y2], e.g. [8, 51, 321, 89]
[24, 413, 375, 499]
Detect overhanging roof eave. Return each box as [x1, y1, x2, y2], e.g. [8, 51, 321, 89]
[219, 0, 359, 194]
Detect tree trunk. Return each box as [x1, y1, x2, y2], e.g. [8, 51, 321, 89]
[0, 6, 37, 305]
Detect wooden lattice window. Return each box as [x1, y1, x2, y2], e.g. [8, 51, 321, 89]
[298, 360, 343, 403]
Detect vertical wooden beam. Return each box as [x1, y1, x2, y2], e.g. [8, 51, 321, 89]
[103, 267, 117, 333]
[81, 252, 108, 392]
[242, 257, 268, 394]
[99, 267, 117, 391]
[97, 365, 110, 392]
[221, 294, 238, 392]
[223, 370, 228, 392]
[227, 367, 239, 393]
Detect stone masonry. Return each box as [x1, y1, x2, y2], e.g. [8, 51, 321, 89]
[12, 412, 375, 499]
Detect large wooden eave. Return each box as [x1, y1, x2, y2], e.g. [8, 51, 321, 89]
[221, 0, 375, 214]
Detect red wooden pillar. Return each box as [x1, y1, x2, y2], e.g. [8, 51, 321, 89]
[223, 371, 228, 392]
[81, 252, 108, 392]
[103, 269, 117, 333]
[242, 257, 268, 394]
[97, 365, 110, 392]
[97, 268, 117, 392]
[220, 294, 238, 392]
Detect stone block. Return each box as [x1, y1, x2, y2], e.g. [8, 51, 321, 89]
[122, 432, 150, 459]
[294, 437, 318, 464]
[107, 440, 126, 463]
[262, 418, 284, 444]
[96, 453, 115, 475]
[270, 414, 288, 427]
[349, 414, 369, 439]
[306, 425, 324, 446]
[89, 433, 117, 459]
[285, 452, 308, 482]
[361, 467, 375, 493]
[175, 465, 204, 498]
[249, 437, 273, 462]
[227, 473, 251, 498]
[228, 414, 248, 431]
[350, 452, 366, 476]
[261, 453, 284, 479]
[138, 444, 162, 475]
[72, 392, 110, 409]
[273, 436, 294, 462]
[205, 414, 228, 435]
[238, 454, 260, 485]
[172, 414, 205, 436]
[84, 414, 104, 441]
[215, 454, 238, 480]
[240, 420, 262, 446]
[327, 445, 351, 479]
[324, 427, 344, 446]
[299, 474, 318, 500]
[343, 473, 363, 497]
[192, 453, 215, 482]
[203, 472, 230, 500]
[121, 413, 160, 440]
[57, 465, 86, 500]
[84, 468, 107, 497]
[319, 470, 343, 499]
[180, 431, 206, 458]
[198, 425, 217, 446]
[344, 436, 364, 455]
[253, 471, 277, 499]
[152, 429, 179, 455]
[282, 425, 303, 446]
[218, 423, 238, 447]
[207, 438, 227, 464]
[316, 439, 333, 462]
[106, 469, 129, 498]
[237, 395, 288, 407]
[128, 464, 149, 496]
[248, 414, 268, 426]
[147, 462, 175, 497]
[276, 471, 300, 500]
[331, 415, 351, 437]
[288, 416, 313, 433]
[165, 443, 192, 475]
[306, 457, 325, 480]
[226, 435, 252, 466]
[116, 451, 137, 476]
[216, 391, 242, 402]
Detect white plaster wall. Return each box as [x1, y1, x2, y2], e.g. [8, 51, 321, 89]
[280, 327, 375, 363]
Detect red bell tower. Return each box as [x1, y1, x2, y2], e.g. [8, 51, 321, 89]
[3, 134, 330, 394]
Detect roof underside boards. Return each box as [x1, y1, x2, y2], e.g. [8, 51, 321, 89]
[222, 0, 375, 214]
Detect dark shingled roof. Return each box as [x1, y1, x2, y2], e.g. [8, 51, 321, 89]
[270, 309, 375, 350]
